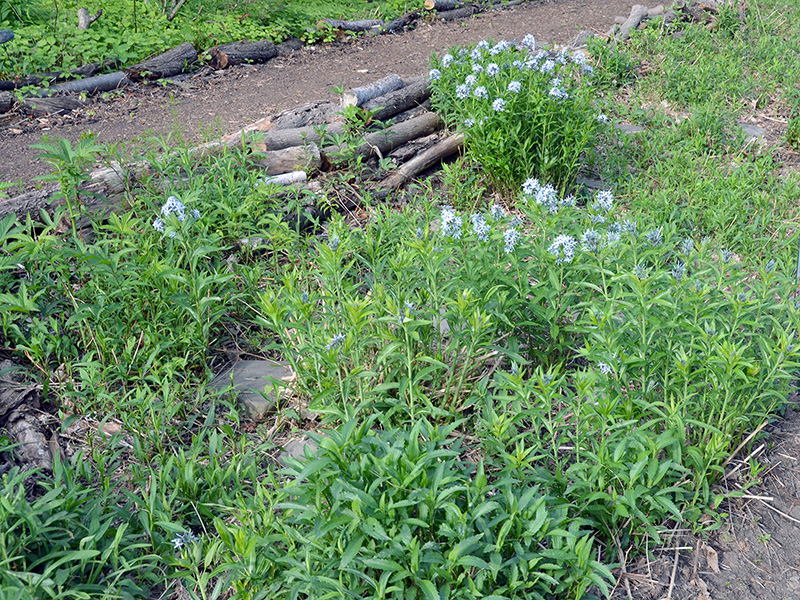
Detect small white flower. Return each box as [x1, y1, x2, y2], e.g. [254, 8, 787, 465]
[503, 228, 520, 254]
[541, 59, 555, 73]
[456, 84, 470, 99]
[596, 113, 609, 123]
[507, 80, 521, 93]
[572, 50, 587, 65]
[473, 86, 488, 99]
[548, 235, 578, 263]
[597, 362, 613, 375]
[472, 62, 484, 74]
[429, 68, 442, 81]
[442, 53, 454, 68]
[521, 33, 536, 51]
[486, 62, 500, 76]
[465, 74, 477, 86]
[492, 97, 506, 112]
[464, 118, 475, 127]
[522, 177, 540, 197]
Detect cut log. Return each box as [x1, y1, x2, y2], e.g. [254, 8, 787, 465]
[258, 122, 346, 152]
[253, 143, 322, 176]
[263, 171, 307, 186]
[390, 100, 432, 125]
[362, 77, 431, 122]
[208, 40, 277, 70]
[617, 5, 649, 40]
[341, 74, 404, 108]
[377, 11, 420, 34]
[424, 0, 463, 10]
[373, 133, 464, 200]
[323, 111, 442, 163]
[0, 91, 13, 113]
[388, 132, 444, 163]
[0, 163, 133, 222]
[318, 18, 384, 32]
[190, 115, 275, 159]
[270, 100, 340, 130]
[22, 95, 89, 116]
[49, 71, 129, 96]
[0, 58, 121, 91]
[435, 6, 480, 21]
[77, 7, 102, 30]
[125, 42, 197, 81]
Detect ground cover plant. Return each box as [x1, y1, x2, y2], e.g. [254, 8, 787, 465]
[0, 0, 418, 78]
[2, 0, 800, 597]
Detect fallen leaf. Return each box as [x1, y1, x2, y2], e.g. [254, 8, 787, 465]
[703, 544, 720, 574]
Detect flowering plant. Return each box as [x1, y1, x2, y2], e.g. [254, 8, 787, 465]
[430, 36, 599, 196]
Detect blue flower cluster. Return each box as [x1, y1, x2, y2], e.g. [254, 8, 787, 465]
[439, 204, 523, 255]
[152, 196, 200, 237]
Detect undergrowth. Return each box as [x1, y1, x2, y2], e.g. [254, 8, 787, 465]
[1, 0, 800, 598]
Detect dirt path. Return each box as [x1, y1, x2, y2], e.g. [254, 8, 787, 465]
[0, 0, 632, 186]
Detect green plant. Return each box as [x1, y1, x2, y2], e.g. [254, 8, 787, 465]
[430, 38, 599, 196]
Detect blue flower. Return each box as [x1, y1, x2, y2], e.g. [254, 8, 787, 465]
[476, 40, 490, 51]
[472, 63, 484, 74]
[441, 53, 454, 67]
[152, 217, 165, 233]
[634, 263, 649, 278]
[535, 184, 559, 213]
[486, 62, 500, 76]
[429, 68, 442, 81]
[490, 204, 505, 220]
[301, 292, 309, 303]
[441, 206, 463, 239]
[172, 530, 200, 551]
[583, 64, 595, 76]
[596, 113, 609, 123]
[622, 219, 638, 234]
[464, 74, 477, 86]
[161, 196, 186, 219]
[645, 227, 663, 247]
[471, 213, 490, 242]
[191, 208, 200, 219]
[548, 77, 569, 100]
[491, 40, 511, 54]
[463, 117, 475, 127]
[521, 34, 536, 50]
[581, 228, 601, 252]
[522, 177, 540, 197]
[720, 249, 733, 263]
[591, 190, 614, 213]
[509, 215, 523, 228]
[470, 48, 483, 61]
[416, 227, 425, 240]
[548, 235, 578, 263]
[503, 228, 520, 254]
[597, 361, 612, 375]
[328, 235, 340, 251]
[766, 259, 776, 273]
[473, 86, 488, 99]
[679, 237, 694, 255]
[560, 195, 576, 208]
[326, 333, 346, 350]
[507, 80, 521, 93]
[456, 84, 471, 99]
[492, 97, 506, 112]
[572, 50, 587, 65]
[671, 260, 687, 281]
[541, 59, 555, 74]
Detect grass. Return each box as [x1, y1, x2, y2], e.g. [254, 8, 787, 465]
[2, 0, 800, 597]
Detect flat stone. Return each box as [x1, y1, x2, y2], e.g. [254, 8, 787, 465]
[736, 121, 767, 142]
[615, 122, 646, 134]
[277, 434, 319, 466]
[576, 175, 611, 191]
[209, 360, 294, 421]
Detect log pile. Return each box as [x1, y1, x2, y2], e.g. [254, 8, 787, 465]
[607, 0, 725, 40]
[0, 73, 458, 232]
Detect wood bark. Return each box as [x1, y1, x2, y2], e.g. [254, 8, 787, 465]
[190, 115, 275, 159]
[125, 42, 197, 81]
[270, 100, 340, 130]
[22, 95, 89, 116]
[0, 91, 13, 113]
[257, 122, 345, 152]
[377, 11, 420, 34]
[362, 77, 431, 122]
[436, 6, 480, 21]
[388, 132, 443, 163]
[48, 71, 129, 96]
[424, 0, 463, 10]
[617, 5, 649, 40]
[208, 40, 277, 70]
[77, 7, 102, 30]
[318, 18, 384, 32]
[373, 134, 463, 200]
[253, 143, 322, 175]
[323, 111, 442, 163]
[263, 171, 307, 186]
[341, 74, 404, 108]
[390, 100, 432, 125]
[6, 408, 52, 471]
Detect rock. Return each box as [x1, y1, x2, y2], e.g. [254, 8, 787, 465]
[615, 122, 646, 134]
[648, 4, 665, 16]
[737, 121, 766, 143]
[277, 434, 319, 466]
[568, 30, 595, 48]
[576, 175, 611, 191]
[209, 360, 295, 421]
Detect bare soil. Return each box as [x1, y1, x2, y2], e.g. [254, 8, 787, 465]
[2, 2, 800, 599]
